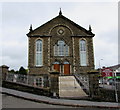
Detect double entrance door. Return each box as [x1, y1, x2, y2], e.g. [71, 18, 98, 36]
[53, 61, 70, 75]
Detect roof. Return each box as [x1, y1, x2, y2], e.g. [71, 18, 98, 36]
[106, 64, 120, 71]
[0, 65, 9, 68]
[27, 11, 95, 37]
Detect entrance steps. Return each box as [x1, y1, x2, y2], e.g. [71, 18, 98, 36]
[59, 76, 88, 99]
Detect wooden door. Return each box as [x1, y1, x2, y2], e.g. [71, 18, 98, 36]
[64, 64, 70, 75]
[54, 64, 60, 72]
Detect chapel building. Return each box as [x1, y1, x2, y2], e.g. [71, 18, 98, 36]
[27, 10, 95, 76]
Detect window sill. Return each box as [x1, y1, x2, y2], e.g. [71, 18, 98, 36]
[52, 56, 71, 57]
[35, 65, 43, 68]
[80, 65, 88, 67]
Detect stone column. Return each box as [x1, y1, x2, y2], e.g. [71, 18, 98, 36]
[87, 70, 99, 99]
[49, 71, 59, 98]
[0, 65, 9, 86]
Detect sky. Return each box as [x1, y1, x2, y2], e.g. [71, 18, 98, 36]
[0, 1, 119, 70]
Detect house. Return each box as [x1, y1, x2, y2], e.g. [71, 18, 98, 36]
[100, 64, 120, 85]
[108, 64, 120, 78]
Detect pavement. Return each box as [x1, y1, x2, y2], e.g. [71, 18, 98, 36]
[0, 87, 120, 108]
[99, 83, 120, 91]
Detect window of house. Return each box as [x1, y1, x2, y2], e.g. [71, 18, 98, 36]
[35, 77, 44, 87]
[36, 39, 43, 66]
[54, 40, 69, 56]
[80, 39, 87, 66]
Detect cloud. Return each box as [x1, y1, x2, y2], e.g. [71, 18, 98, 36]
[63, 2, 118, 68]
[2, 39, 28, 70]
[1, 2, 118, 70]
[94, 37, 118, 67]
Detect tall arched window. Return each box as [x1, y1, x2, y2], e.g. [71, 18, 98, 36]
[36, 39, 43, 66]
[80, 39, 87, 66]
[54, 40, 69, 56]
[58, 41, 65, 56]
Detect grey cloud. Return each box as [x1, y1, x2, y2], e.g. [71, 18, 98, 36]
[1, 2, 118, 70]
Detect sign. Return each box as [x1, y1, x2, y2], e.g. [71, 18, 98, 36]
[101, 68, 113, 77]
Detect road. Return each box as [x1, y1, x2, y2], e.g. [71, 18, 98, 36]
[2, 93, 119, 110]
[2, 93, 72, 108]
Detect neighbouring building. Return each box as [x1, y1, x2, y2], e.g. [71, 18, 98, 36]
[107, 64, 120, 78]
[99, 64, 120, 85]
[27, 10, 95, 76]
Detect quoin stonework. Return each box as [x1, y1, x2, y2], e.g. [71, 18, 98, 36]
[27, 10, 95, 76]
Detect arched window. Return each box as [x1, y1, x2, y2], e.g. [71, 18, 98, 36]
[80, 39, 87, 66]
[63, 61, 69, 64]
[54, 40, 69, 56]
[58, 41, 65, 56]
[36, 39, 43, 66]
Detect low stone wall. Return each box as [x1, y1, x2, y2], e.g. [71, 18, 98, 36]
[2, 81, 52, 97]
[99, 87, 120, 102]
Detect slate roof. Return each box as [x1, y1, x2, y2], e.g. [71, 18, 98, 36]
[27, 11, 95, 37]
[107, 64, 120, 71]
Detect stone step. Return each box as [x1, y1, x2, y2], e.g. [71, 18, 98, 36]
[59, 76, 88, 98]
[59, 81, 81, 88]
[59, 90, 87, 97]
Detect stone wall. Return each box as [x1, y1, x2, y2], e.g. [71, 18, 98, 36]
[87, 71, 99, 98]
[27, 14, 95, 75]
[0, 65, 9, 81]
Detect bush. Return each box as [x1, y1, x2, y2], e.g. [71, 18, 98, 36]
[19, 66, 27, 75]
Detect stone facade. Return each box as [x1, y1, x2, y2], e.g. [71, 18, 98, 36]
[0, 65, 9, 81]
[27, 11, 95, 75]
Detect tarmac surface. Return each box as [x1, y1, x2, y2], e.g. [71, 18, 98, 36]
[2, 94, 74, 108]
[1, 94, 119, 110]
[1, 87, 120, 109]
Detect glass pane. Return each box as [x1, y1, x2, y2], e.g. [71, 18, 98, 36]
[64, 61, 69, 64]
[80, 52, 87, 66]
[80, 40, 86, 51]
[80, 40, 87, 66]
[65, 45, 69, 56]
[54, 45, 58, 56]
[36, 40, 42, 52]
[36, 40, 42, 66]
[54, 62, 60, 64]
[54, 40, 69, 56]
[58, 40, 64, 56]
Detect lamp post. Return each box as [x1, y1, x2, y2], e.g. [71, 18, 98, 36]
[114, 70, 118, 103]
[99, 59, 103, 70]
[99, 59, 103, 85]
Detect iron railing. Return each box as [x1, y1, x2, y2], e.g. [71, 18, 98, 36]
[74, 73, 90, 94]
[5, 73, 49, 88]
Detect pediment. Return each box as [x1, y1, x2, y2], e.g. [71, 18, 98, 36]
[27, 14, 95, 37]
